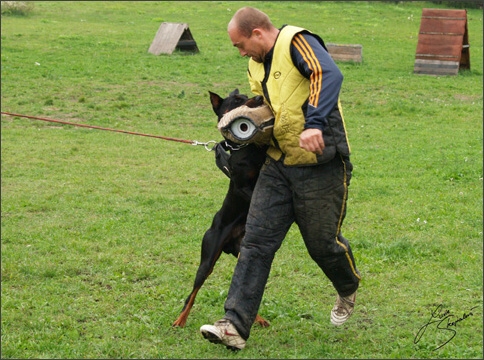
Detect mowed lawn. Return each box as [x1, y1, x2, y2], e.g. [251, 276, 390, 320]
[1, 1, 482, 358]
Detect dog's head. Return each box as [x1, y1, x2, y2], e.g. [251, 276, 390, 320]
[209, 89, 268, 193]
[209, 89, 264, 121]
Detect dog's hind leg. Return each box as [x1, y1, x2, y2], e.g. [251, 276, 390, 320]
[172, 205, 238, 328]
[172, 288, 201, 328]
[172, 242, 224, 327]
[172, 249, 270, 328]
[255, 313, 270, 327]
[172, 234, 271, 328]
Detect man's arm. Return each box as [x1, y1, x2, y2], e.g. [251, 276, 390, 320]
[291, 32, 343, 132]
[291, 32, 343, 154]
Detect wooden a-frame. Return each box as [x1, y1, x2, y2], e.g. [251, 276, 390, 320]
[148, 22, 199, 55]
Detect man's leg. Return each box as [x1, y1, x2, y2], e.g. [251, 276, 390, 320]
[223, 159, 295, 340]
[292, 155, 360, 297]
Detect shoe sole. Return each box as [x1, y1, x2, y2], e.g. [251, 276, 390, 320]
[331, 316, 350, 326]
[201, 328, 242, 351]
[331, 308, 354, 326]
[201, 329, 222, 343]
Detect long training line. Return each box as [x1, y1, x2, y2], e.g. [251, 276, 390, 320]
[1, 111, 196, 145]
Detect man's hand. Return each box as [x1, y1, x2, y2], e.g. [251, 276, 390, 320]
[299, 128, 324, 155]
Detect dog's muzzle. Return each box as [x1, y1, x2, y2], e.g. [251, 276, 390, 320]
[218, 104, 274, 146]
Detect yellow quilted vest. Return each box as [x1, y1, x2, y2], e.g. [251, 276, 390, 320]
[248, 26, 351, 166]
[248, 26, 317, 165]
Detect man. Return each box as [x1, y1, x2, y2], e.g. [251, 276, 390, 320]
[200, 7, 361, 350]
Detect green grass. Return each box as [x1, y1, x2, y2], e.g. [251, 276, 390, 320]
[1, 1, 483, 358]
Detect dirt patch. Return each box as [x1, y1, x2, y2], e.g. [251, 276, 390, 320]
[453, 94, 482, 102]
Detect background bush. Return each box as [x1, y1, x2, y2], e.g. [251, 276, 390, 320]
[1, 1, 34, 16]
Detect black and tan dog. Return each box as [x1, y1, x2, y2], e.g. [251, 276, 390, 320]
[172, 89, 270, 328]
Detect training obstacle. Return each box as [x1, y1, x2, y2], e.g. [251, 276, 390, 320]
[326, 43, 363, 63]
[148, 22, 199, 55]
[414, 8, 470, 75]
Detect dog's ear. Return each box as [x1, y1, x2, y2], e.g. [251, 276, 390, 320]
[229, 89, 240, 97]
[209, 91, 224, 115]
[245, 95, 264, 108]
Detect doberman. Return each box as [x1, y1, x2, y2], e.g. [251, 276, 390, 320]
[172, 89, 270, 328]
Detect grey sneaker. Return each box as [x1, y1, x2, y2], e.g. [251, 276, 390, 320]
[200, 319, 246, 350]
[331, 291, 356, 326]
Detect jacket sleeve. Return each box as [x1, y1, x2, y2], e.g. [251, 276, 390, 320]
[291, 32, 343, 131]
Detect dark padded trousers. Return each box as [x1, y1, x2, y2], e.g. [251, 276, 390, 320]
[224, 154, 361, 340]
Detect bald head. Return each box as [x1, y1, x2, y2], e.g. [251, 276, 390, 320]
[227, 7, 279, 63]
[228, 7, 274, 38]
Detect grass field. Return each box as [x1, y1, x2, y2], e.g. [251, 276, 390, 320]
[1, 1, 483, 358]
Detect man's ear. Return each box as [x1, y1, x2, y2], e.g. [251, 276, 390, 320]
[252, 28, 263, 39]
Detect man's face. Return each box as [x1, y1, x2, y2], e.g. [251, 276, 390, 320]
[228, 25, 265, 63]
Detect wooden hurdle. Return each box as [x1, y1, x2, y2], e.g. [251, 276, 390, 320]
[414, 8, 470, 75]
[326, 43, 363, 63]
